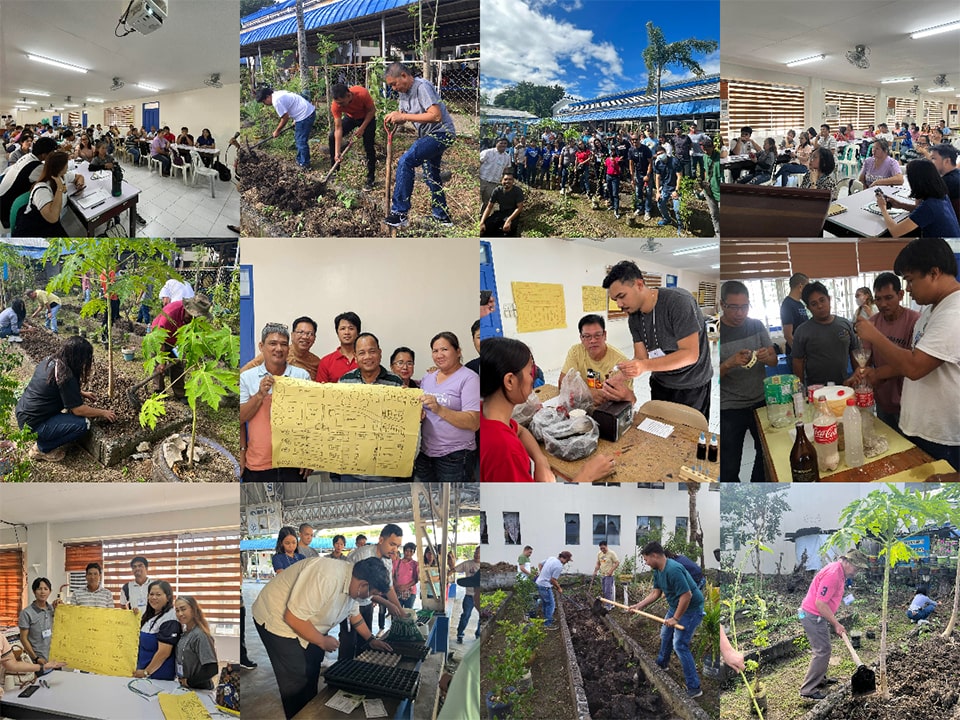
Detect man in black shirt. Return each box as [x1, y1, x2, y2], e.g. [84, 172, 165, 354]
[779, 273, 809, 361]
[480, 171, 525, 237]
[628, 135, 654, 220]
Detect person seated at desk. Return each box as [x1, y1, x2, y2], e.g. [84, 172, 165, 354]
[1, 634, 65, 696]
[781, 129, 796, 151]
[479, 337, 614, 483]
[773, 131, 815, 186]
[930, 143, 960, 220]
[736, 137, 776, 185]
[196, 128, 216, 166]
[877, 159, 960, 238]
[8, 133, 33, 164]
[791, 282, 857, 388]
[175, 126, 194, 164]
[857, 138, 902, 188]
[728, 126, 761, 181]
[88, 141, 115, 172]
[133, 580, 179, 681]
[480, 171, 524, 237]
[174, 596, 219, 690]
[150, 130, 172, 177]
[558, 313, 636, 406]
[74, 134, 95, 162]
[813, 124, 838, 155]
[12, 151, 75, 237]
[124, 127, 142, 164]
[799, 146, 838, 199]
[59, 129, 76, 156]
[875, 123, 894, 144]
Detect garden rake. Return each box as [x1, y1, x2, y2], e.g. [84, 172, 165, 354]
[840, 633, 877, 696]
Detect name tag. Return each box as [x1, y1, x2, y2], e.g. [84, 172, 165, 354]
[648, 348, 666, 359]
[43, 629, 53, 639]
[176, 662, 184, 678]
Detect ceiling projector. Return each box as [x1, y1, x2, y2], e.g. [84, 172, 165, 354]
[126, 0, 167, 35]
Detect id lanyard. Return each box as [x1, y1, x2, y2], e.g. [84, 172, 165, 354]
[640, 306, 661, 355]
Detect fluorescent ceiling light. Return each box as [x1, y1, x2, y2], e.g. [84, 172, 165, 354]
[136, 83, 160, 92]
[928, 86, 955, 93]
[673, 243, 719, 256]
[28, 53, 88, 73]
[86, 97, 104, 103]
[910, 20, 960, 39]
[786, 54, 825, 67]
[64, 104, 79, 108]
[18, 100, 38, 105]
[18, 89, 50, 96]
[880, 77, 915, 84]
[710, 264, 721, 269]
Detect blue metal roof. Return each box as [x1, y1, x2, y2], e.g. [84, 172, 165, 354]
[556, 99, 720, 124]
[241, 0, 417, 47]
[242, 0, 297, 25]
[563, 75, 719, 110]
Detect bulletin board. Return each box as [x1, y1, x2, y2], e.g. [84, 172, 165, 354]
[49, 604, 140, 677]
[511, 282, 566, 333]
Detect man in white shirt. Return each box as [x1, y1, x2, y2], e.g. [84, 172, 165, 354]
[535, 551, 572, 629]
[256, 87, 317, 169]
[854, 238, 960, 477]
[158, 278, 195, 306]
[814, 124, 838, 154]
[252, 557, 393, 719]
[120, 556, 154, 613]
[479, 138, 512, 210]
[344, 524, 405, 658]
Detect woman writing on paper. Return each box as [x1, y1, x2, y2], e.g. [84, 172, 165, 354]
[174, 596, 219, 690]
[133, 580, 179, 680]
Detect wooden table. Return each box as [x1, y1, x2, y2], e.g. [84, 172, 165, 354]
[824, 183, 909, 237]
[67, 161, 141, 238]
[534, 385, 710, 482]
[753, 407, 948, 481]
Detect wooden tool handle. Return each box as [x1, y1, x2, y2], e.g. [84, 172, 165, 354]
[840, 632, 864, 666]
[601, 598, 685, 630]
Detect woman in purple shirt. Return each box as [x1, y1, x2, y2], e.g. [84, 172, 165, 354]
[415, 332, 481, 482]
[857, 138, 903, 188]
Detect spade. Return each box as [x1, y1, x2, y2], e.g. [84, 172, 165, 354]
[244, 124, 292, 159]
[841, 633, 877, 696]
[318, 138, 354, 192]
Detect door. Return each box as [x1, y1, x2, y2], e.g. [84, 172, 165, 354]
[82, 112, 88, 127]
[479, 241, 503, 340]
[239, 265, 255, 366]
[142, 102, 160, 132]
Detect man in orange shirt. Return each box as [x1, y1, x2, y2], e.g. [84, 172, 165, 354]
[329, 83, 377, 191]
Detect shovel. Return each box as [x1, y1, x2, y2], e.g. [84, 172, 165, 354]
[591, 597, 685, 629]
[319, 138, 354, 190]
[244, 124, 292, 158]
[384, 118, 397, 235]
[126, 368, 168, 411]
[840, 633, 877, 696]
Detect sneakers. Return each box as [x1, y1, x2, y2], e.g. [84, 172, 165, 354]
[614, 212, 621, 219]
[456, 637, 463, 644]
[818, 677, 839, 687]
[6, 335, 22, 343]
[633, 209, 640, 217]
[687, 689, 703, 699]
[239, 658, 258, 670]
[29, 444, 66, 462]
[384, 212, 409, 228]
[544, 623, 558, 630]
[643, 213, 651, 221]
[801, 691, 828, 701]
[363, 180, 375, 192]
[136, 213, 147, 225]
[432, 213, 454, 227]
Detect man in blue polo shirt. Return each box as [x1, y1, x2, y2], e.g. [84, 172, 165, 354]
[630, 541, 705, 699]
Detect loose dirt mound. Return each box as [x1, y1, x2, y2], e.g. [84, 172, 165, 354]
[821, 635, 960, 720]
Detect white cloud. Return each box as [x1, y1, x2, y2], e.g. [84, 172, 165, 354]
[481, 0, 624, 92]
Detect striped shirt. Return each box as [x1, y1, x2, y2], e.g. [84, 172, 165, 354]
[72, 586, 115, 608]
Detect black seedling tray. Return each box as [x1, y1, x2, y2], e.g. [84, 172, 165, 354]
[383, 640, 430, 660]
[323, 659, 421, 700]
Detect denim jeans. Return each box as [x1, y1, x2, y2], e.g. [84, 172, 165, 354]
[606, 175, 620, 213]
[457, 593, 480, 639]
[32, 412, 90, 453]
[399, 594, 416, 610]
[0, 326, 18, 338]
[137, 304, 151, 324]
[691, 155, 705, 180]
[633, 178, 652, 214]
[657, 188, 681, 227]
[720, 404, 766, 482]
[774, 163, 808, 186]
[45, 304, 60, 333]
[561, 165, 573, 190]
[294, 112, 316, 168]
[657, 606, 705, 692]
[392, 133, 451, 217]
[414, 449, 476, 483]
[537, 585, 556, 626]
[151, 153, 171, 175]
[907, 604, 935, 622]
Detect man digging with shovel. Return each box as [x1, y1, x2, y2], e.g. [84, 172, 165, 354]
[146, 295, 212, 402]
[797, 549, 870, 701]
[629, 541, 705, 699]
[256, 87, 316, 170]
[329, 83, 377, 192]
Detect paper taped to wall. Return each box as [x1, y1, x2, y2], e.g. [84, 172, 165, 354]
[512, 281, 566, 333]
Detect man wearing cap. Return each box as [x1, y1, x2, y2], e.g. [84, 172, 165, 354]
[256, 87, 317, 170]
[150, 295, 212, 399]
[798, 550, 868, 701]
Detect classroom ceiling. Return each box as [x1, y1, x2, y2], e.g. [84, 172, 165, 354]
[0, 0, 239, 116]
[0, 485, 238, 525]
[721, 0, 960, 93]
[570, 239, 720, 275]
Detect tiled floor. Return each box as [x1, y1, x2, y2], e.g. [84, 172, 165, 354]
[60, 155, 239, 238]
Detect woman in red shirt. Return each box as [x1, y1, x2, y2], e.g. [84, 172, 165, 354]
[480, 337, 613, 482]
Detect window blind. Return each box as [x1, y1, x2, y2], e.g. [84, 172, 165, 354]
[724, 80, 806, 141]
[789, 241, 859, 279]
[64, 543, 103, 572]
[923, 99, 944, 123]
[720, 240, 791, 280]
[857, 240, 910, 273]
[104, 105, 135, 128]
[0, 548, 25, 626]
[824, 90, 877, 130]
[890, 97, 917, 124]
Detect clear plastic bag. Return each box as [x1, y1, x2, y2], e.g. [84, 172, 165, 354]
[511, 392, 543, 427]
[559, 369, 594, 413]
[542, 415, 600, 461]
[530, 407, 563, 442]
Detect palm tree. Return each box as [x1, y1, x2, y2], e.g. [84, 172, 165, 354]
[296, 0, 309, 91]
[642, 22, 718, 136]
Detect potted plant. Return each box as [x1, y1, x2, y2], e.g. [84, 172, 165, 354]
[695, 583, 723, 679]
[121, 332, 135, 361]
[485, 618, 545, 719]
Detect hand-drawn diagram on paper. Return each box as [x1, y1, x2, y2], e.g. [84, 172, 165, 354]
[511, 281, 566, 333]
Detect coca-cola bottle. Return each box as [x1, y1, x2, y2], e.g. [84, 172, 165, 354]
[813, 398, 840, 472]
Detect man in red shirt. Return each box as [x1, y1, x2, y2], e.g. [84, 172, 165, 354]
[315, 311, 361, 383]
[150, 294, 211, 398]
[329, 84, 377, 191]
[798, 550, 868, 700]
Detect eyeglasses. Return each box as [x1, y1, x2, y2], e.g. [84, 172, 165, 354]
[722, 303, 750, 312]
[580, 332, 605, 341]
[292, 330, 315, 337]
[393, 361, 414, 368]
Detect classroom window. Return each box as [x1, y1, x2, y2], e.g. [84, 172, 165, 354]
[824, 90, 876, 130]
[637, 482, 665, 489]
[636, 516, 663, 543]
[675, 517, 689, 537]
[592, 515, 620, 545]
[0, 548, 24, 626]
[724, 79, 806, 141]
[503, 512, 521, 545]
[101, 530, 240, 627]
[480, 512, 488, 544]
[565, 514, 580, 545]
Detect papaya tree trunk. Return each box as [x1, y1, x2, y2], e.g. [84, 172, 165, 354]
[943, 546, 960, 637]
[879, 548, 890, 695]
[187, 407, 197, 470]
[106, 308, 114, 399]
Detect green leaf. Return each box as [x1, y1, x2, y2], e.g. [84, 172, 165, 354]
[138, 394, 168, 430]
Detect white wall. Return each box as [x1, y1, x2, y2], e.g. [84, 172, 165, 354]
[16, 84, 241, 151]
[722, 62, 950, 138]
[485, 238, 719, 378]
[480, 483, 721, 577]
[240, 238, 480, 369]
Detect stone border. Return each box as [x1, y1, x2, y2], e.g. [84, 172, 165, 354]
[79, 414, 189, 466]
[556, 593, 592, 720]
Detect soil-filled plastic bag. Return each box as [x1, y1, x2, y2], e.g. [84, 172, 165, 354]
[559, 370, 594, 413]
[530, 407, 564, 442]
[542, 415, 600, 461]
[511, 392, 543, 428]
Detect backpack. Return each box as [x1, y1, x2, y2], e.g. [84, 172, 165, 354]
[215, 663, 240, 715]
[213, 161, 231, 182]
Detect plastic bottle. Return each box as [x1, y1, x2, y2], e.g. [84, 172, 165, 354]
[813, 398, 840, 472]
[707, 433, 719, 463]
[843, 397, 865, 468]
[855, 385, 877, 444]
[696, 431, 706, 471]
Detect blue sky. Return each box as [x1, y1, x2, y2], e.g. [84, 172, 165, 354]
[481, 0, 720, 104]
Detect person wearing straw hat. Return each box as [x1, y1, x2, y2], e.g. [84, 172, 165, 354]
[149, 294, 212, 399]
[798, 549, 869, 701]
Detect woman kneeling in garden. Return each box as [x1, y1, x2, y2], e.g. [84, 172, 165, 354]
[15, 336, 117, 461]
